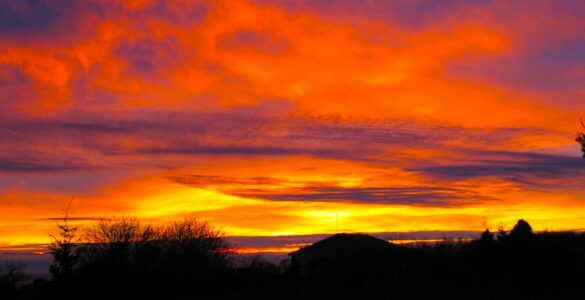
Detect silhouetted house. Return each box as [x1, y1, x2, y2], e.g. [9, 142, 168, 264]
[289, 233, 405, 282]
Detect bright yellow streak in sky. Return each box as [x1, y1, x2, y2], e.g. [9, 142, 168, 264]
[2, 154, 585, 246]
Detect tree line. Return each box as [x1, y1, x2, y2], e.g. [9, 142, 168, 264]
[1, 217, 584, 299]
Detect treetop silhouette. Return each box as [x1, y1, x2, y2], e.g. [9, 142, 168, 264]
[577, 119, 585, 157]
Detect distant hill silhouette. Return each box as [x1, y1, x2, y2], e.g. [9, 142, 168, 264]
[290, 233, 405, 282]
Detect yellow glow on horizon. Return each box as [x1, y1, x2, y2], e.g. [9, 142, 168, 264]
[2, 154, 585, 246]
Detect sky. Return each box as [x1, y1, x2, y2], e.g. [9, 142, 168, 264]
[1, 0, 585, 247]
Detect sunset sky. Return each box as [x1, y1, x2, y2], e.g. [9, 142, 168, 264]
[1, 0, 585, 247]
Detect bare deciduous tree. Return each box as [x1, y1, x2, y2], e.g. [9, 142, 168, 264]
[76, 216, 231, 274]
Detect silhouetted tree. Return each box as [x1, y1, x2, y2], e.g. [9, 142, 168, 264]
[82, 217, 149, 269]
[577, 119, 585, 157]
[48, 205, 80, 281]
[509, 219, 533, 241]
[496, 224, 507, 241]
[155, 218, 232, 283]
[63, 216, 231, 298]
[476, 228, 497, 267]
[480, 229, 495, 244]
[502, 219, 535, 277]
[33, 220, 585, 299]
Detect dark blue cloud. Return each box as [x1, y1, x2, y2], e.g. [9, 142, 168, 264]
[411, 150, 585, 188]
[0, 111, 566, 176]
[254, 0, 492, 28]
[226, 185, 486, 206]
[448, 39, 585, 102]
[169, 174, 488, 206]
[361, 0, 492, 28]
[0, 0, 206, 45]
[0, 157, 96, 173]
[0, 0, 62, 34]
[134, 145, 373, 161]
[126, 0, 207, 24]
[0, 0, 105, 44]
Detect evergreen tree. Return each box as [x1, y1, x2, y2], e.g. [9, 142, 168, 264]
[48, 205, 80, 281]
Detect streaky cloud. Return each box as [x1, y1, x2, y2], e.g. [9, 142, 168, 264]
[169, 174, 491, 207]
[411, 150, 585, 188]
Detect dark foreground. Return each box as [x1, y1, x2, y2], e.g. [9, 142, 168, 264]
[2, 219, 584, 299]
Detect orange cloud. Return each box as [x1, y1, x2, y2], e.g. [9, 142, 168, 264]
[1, 0, 585, 248]
[1, 0, 574, 128]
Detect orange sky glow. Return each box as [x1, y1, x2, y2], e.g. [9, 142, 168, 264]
[1, 0, 585, 248]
